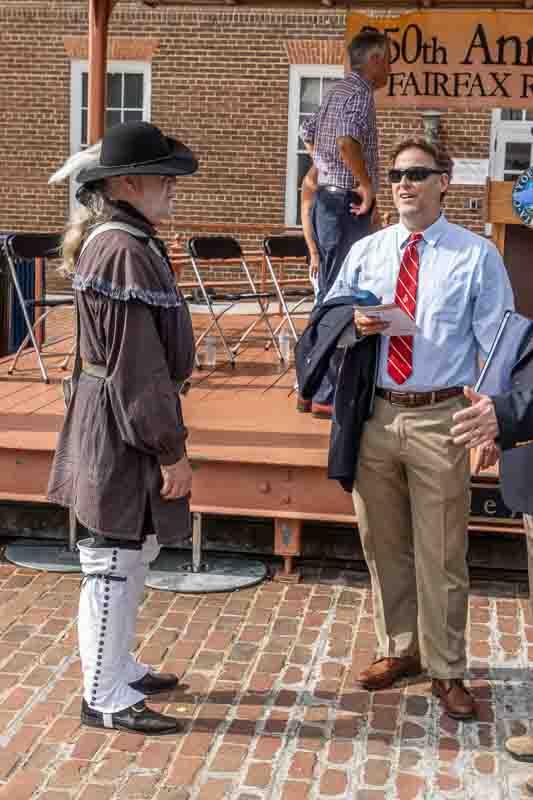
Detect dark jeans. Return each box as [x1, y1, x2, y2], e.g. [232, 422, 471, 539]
[311, 187, 372, 406]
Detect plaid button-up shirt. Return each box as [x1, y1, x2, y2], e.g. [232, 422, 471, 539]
[301, 71, 379, 192]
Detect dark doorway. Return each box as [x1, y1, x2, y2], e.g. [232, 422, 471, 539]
[504, 224, 533, 318]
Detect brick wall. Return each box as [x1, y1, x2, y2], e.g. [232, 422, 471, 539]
[1, 2, 491, 292]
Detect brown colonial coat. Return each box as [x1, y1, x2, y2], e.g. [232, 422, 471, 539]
[47, 207, 195, 544]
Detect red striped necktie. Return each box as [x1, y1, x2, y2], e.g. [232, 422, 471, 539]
[387, 232, 424, 385]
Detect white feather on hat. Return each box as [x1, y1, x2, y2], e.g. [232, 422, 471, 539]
[49, 142, 102, 185]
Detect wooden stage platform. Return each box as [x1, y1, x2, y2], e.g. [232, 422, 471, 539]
[0, 310, 524, 578]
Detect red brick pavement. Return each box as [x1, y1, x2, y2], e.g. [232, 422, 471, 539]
[0, 557, 532, 799]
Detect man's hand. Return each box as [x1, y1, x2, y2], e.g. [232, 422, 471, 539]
[309, 252, 320, 279]
[336, 136, 374, 215]
[352, 180, 375, 217]
[473, 442, 500, 473]
[354, 310, 389, 337]
[450, 386, 500, 448]
[349, 200, 381, 231]
[160, 454, 192, 500]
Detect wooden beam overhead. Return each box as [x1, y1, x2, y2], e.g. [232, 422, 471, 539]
[130, 0, 346, 6]
[125, 0, 533, 8]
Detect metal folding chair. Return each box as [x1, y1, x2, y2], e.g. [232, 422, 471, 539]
[187, 235, 283, 366]
[262, 235, 313, 343]
[2, 232, 73, 383]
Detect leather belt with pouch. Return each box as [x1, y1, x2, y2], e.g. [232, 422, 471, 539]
[83, 361, 191, 397]
[83, 362, 107, 379]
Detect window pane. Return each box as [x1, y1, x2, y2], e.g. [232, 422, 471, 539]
[322, 77, 339, 100]
[82, 73, 88, 108]
[504, 173, 518, 181]
[106, 109, 122, 129]
[296, 190, 303, 226]
[501, 109, 524, 121]
[81, 109, 88, 147]
[504, 142, 532, 172]
[300, 78, 320, 114]
[107, 73, 122, 108]
[297, 152, 313, 188]
[124, 74, 143, 108]
[124, 109, 143, 123]
[527, 110, 533, 121]
[299, 114, 316, 146]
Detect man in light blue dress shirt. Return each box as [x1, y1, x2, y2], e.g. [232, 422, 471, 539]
[326, 137, 514, 719]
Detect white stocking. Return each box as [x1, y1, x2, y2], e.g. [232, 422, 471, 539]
[78, 538, 146, 713]
[122, 535, 161, 684]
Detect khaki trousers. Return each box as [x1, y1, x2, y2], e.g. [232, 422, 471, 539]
[352, 396, 471, 679]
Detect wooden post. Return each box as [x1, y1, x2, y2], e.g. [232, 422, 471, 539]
[492, 223, 506, 256]
[88, 0, 113, 145]
[274, 518, 302, 582]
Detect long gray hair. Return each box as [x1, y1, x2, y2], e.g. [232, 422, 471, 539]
[49, 143, 111, 275]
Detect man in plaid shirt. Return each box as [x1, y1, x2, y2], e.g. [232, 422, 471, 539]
[299, 28, 390, 418]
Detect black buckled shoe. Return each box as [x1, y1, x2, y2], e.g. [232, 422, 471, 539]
[81, 698, 183, 735]
[129, 671, 180, 696]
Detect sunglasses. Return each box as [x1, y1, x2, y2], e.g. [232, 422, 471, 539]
[388, 167, 446, 184]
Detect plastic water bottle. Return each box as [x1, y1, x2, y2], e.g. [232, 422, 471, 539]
[205, 335, 217, 367]
[279, 331, 292, 363]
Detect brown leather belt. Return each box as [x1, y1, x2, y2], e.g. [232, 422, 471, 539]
[375, 387, 463, 407]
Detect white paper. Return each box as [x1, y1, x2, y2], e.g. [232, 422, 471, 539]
[451, 158, 489, 186]
[354, 304, 418, 337]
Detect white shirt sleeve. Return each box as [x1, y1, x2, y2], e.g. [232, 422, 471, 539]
[472, 242, 515, 359]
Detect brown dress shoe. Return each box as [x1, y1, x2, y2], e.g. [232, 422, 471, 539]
[432, 679, 476, 720]
[296, 396, 312, 413]
[505, 735, 533, 763]
[359, 656, 422, 690]
[311, 402, 333, 419]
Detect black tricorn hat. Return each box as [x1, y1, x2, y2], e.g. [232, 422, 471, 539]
[77, 120, 198, 185]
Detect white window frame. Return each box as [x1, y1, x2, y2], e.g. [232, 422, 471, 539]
[489, 108, 533, 180]
[285, 63, 343, 227]
[69, 60, 151, 207]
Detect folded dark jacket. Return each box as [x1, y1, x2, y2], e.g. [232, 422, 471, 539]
[295, 292, 379, 400]
[295, 291, 380, 493]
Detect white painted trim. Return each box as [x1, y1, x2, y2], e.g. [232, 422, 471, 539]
[490, 108, 533, 180]
[69, 60, 152, 209]
[487, 109, 533, 234]
[285, 63, 343, 227]
[493, 124, 533, 180]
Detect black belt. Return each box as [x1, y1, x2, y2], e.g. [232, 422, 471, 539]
[375, 387, 463, 408]
[320, 184, 358, 196]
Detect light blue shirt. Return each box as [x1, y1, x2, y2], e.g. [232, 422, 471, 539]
[325, 215, 515, 392]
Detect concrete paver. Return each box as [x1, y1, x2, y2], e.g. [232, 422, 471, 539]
[0, 558, 533, 799]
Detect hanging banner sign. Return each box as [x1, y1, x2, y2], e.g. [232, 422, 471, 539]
[346, 11, 533, 110]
